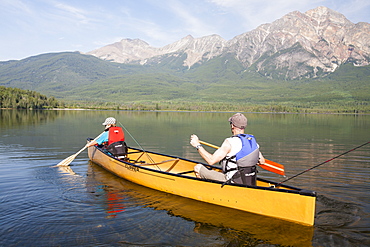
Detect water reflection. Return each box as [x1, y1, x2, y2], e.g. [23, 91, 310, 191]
[85, 161, 314, 246]
[57, 165, 77, 176]
[0, 109, 60, 128]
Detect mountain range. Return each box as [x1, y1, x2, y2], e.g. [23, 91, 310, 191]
[87, 6, 370, 80]
[0, 6, 369, 111]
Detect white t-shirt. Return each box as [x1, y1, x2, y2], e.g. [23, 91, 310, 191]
[224, 137, 242, 180]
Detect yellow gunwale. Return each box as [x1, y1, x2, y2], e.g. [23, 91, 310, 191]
[88, 146, 316, 226]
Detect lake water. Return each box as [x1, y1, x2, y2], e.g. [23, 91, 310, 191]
[0, 109, 369, 246]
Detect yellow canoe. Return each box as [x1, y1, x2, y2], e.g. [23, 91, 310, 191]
[88, 146, 316, 226]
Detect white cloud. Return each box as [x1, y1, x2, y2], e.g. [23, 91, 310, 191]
[52, 1, 90, 24]
[167, 0, 218, 37]
[0, 0, 33, 14]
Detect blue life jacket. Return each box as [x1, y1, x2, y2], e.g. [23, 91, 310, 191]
[221, 134, 260, 173]
[221, 134, 260, 186]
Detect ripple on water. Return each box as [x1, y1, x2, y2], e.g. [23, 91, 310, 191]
[314, 194, 370, 246]
[316, 195, 363, 226]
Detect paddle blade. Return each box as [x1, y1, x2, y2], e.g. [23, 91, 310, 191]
[55, 145, 88, 167]
[260, 159, 285, 176]
[57, 165, 77, 175]
[56, 154, 77, 166]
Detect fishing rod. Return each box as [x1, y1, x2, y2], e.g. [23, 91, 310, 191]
[118, 121, 156, 164]
[275, 141, 370, 187]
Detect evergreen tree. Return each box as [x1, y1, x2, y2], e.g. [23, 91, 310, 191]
[0, 86, 61, 109]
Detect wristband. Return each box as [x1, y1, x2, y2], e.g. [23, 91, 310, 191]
[195, 144, 202, 150]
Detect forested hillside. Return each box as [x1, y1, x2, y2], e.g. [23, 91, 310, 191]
[0, 52, 369, 113]
[0, 86, 62, 109]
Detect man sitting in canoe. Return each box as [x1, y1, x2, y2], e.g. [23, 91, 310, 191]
[190, 113, 265, 186]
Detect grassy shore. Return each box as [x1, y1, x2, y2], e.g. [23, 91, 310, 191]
[64, 100, 370, 114]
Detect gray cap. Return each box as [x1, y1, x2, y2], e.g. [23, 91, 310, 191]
[228, 113, 247, 129]
[102, 117, 116, 125]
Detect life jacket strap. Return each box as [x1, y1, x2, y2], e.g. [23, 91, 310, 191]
[220, 156, 237, 173]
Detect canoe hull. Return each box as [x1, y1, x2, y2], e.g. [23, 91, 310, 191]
[88, 146, 316, 226]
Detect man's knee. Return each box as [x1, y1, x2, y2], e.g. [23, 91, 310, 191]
[194, 164, 203, 173]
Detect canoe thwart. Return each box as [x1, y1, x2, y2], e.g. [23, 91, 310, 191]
[141, 158, 180, 167]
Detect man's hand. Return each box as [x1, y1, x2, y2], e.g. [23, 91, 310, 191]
[190, 134, 200, 148]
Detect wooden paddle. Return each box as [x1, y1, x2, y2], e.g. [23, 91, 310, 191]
[56, 132, 104, 167]
[199, 140, 285, 176]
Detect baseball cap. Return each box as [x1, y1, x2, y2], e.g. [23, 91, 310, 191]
[228, 113, 247, 129]
[102, 117, 116, 126]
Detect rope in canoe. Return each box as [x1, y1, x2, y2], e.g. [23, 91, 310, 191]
[276, 141, 370, 187]
[118, 121, 156, 165]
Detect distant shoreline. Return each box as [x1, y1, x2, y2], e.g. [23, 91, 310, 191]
[2, 107, 369, 115]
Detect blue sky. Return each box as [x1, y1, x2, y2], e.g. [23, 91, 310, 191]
[1, 0, 369, 61]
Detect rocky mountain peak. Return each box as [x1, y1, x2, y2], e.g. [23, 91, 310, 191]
[87, 38, 157, 63]
[226, 6, 369, 78]
[87, 6, 369, 79]
[305, 6, 351, 25]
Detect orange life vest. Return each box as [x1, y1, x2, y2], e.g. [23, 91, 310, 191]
[108, 127, 125, 145]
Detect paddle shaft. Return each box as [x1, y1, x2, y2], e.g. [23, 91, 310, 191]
[75, 145, 88, 157]
[199, 140, 219, 149]
[86, 131, 106, 147]
[56, 131, 104, 166]
[276, 141, 370, 186]
[81, 131, 105, 153]
[81, 131, 105, 152]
